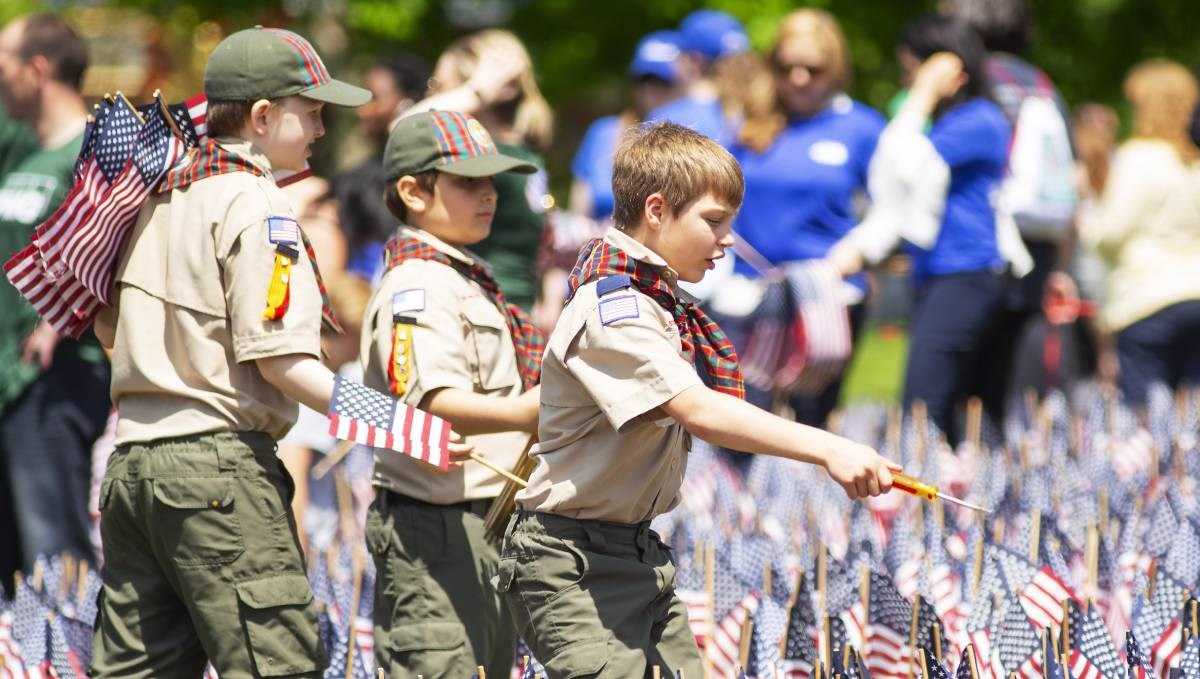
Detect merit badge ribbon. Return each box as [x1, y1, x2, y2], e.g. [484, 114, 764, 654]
[262, 216, 299, 321]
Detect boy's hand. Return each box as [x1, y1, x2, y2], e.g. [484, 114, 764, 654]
[432, 430, 474, 474]
[823, 438, 900, 500]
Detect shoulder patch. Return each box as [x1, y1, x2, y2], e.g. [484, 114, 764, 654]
[267, 215, 299, 245]
[598, 294, 639, 326]
[392, 288, 426, 315]
[596, 274, 633, 297]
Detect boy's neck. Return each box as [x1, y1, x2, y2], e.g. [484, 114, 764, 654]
[407, 220, 473, 250]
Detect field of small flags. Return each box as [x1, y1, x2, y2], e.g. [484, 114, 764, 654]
[1, 382, 1197, 678]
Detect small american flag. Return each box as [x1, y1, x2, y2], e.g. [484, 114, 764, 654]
[327, 375, 452, 470]
[1129, 630, 1160, 679]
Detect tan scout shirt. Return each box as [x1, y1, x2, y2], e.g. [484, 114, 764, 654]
[516, 228, 704, 523]
[361, 226, 527, 504]
[104, 139, 322, 445]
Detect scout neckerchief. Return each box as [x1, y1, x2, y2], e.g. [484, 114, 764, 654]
[567, 237, 745, 399]
[383, 232, 545, 391]
[160, 138, 341, 333]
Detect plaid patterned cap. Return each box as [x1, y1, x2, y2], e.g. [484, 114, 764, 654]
[204, 26, 371, 107]
[383, 110, 537, 180]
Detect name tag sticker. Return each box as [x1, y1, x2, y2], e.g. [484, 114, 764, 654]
[267, 215, 299, 245]
[809, 140, 849, 166]
[598, 295, 639, 325]
[392, 288, 426, 315]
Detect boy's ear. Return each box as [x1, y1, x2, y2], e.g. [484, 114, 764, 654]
[248, 99, 274, 136]
[396, 175, 430, 215]
[644, 192, 666, 232]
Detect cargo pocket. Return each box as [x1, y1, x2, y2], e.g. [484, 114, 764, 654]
[386, 621, 468, 676]
[236, 574, 325, 677]
[545, 638, 610, 678]
[153, 477, 244, 567]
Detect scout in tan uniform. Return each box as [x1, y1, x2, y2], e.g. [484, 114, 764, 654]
[88, 27, 395, 679]
[497, 122, 902, 678]
[360, 110, 541, 678]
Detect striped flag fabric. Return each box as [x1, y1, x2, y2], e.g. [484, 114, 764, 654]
[1128, 630, 1159, 679]
[775, 260, 852, 395]
[4, 92, 188, 338]
[1019, 565, 1078, 631]
[327, 375, 452, 470]
[706, 560, 761, 679]
[1065, 601, 1122, 679]
[861, 571, 913, 679]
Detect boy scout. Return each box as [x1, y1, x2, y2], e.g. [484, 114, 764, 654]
[360, 110, 541, 679]
[89, 28, 377, 678]
[498, 122, 901, 679]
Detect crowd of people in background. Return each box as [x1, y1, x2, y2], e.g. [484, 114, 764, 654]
[0, 0, 1198, 672]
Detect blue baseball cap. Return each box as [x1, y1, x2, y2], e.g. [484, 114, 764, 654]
[679, 10, 749, 60]
[630, 30, 682, 82]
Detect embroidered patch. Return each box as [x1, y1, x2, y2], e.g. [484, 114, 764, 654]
[598, 295, 639, 325]
[267, 215, 299, 245]
[392, 289, 426, 315]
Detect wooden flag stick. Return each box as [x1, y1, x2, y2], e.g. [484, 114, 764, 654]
[77, 560, 89, 605]
[1191, 599, 1199, 638]
[966, 397, 983, 455]
[469, 452, 528, 487]
[312, 439, 356, 479]
[476, 667, 486, 679]
[1060, 600, 1071, 657]
[966, 643, 981, 679]
[344, 547, 364, 679]
[817, 545, 828, 618]
[913, 400, 929, 465]
[1085, 523, 1099, 600]
[821, 615, 831, 668]
[917, 648, 931, 679]
[483, 435, 539, 544]
[859, 567, 871, 624]
[738, 615, 754, 671]
[31, 561, 42, 593]
[972, 534, 985, 597]
[933, 622, 943, 662]
[653, 666, 661, 679]
[762, 561, 773, 596]
[1029, 510, 1042, 563]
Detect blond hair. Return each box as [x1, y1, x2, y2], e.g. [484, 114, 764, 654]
[1124, 59, 1200, 163]
[739, 8, 851, 152]
[611, 122, 744, 232]
[445, 29, 554, 152]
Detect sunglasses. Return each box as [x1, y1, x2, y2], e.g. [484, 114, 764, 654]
[773, 61, 829, 78]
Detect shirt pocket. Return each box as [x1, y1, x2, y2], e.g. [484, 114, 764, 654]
[462, 296, 518, 393]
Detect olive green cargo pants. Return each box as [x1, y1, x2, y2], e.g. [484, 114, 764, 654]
[496, 511, 704, 679]
[90, 432, 326, 679]
[365, 490, 515, 679]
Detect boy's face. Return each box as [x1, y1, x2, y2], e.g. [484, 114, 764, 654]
[652, 192, 736, 284]
[258, 96, 325, 172]
[409, 172, 498, 247]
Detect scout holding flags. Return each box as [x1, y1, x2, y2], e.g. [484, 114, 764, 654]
[4, 26, 461, 677]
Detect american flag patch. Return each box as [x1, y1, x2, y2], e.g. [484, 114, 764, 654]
[598, 295, 639, 325]
[392, 289, 426, 315]
[267, 216, 299, 245]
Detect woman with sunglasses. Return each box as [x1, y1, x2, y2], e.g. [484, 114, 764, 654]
[720, 9, 885, 427]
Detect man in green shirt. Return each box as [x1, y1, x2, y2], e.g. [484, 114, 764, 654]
[0, 13, 110, 595]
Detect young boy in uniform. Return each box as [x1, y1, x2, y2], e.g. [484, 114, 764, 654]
[497, 122, 901, 678]
[90, 27, 396, 678]
[360, 110, 542, 678]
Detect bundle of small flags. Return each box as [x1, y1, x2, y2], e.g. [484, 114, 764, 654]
[2, 92, 312, 340]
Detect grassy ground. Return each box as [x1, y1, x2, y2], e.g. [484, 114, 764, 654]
[839, 323, 909, 406]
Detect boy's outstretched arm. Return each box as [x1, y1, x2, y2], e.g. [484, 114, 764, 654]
[420, 385, 540, 437]
[661, 384, 898, 500]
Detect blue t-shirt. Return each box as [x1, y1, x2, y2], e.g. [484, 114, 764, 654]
[730, 97, 885, 286]
[647, 95, 730, 146]
[570, 114, 623, 220]
[906, 97, 1011, 283]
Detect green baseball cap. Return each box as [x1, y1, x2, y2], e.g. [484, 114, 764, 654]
[204, 26, 371, 107]
[383, 110, 537, 180]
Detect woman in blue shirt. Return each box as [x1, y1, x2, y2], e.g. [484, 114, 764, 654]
[829, 15, 1026, 443]
[718, 9, 885, 426]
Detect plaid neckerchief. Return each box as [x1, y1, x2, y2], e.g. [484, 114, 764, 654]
[383, 232, 545, 391]
[159, 138, 341, 333]
[567, 237, 745, 399]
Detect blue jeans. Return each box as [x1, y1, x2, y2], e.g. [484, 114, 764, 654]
[903, 270, 1010, 445]
[0, 351, 110, 591]
[1116, 299, 1200, 405]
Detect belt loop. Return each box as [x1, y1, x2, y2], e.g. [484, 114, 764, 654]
[213, 435, 239, 474]
[582, 524, 606, 552]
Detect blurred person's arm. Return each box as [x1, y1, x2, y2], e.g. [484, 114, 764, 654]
[398, 50, 524, 123]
